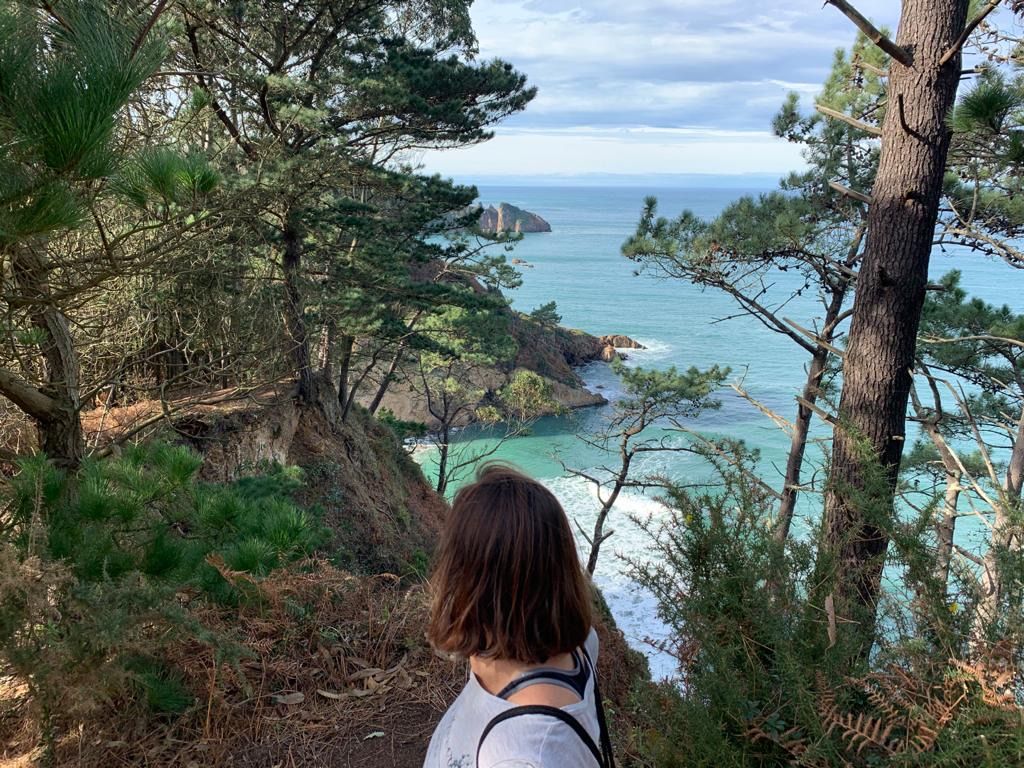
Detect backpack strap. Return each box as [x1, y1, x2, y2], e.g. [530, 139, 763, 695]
[580, 646, 616, 768]
[476, 705, 603, 767]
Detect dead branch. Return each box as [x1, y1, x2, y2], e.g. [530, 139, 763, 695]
[921, 334, 1024, 350]
[824, 0, 913, 67]
[940, 0, 1001, 67]
[853, 59, 888, 78]
[784, 317, 847, 358]
[815, 103, 883, 137]
[953, 544, 986, 569]
[829, 180, 875, 205]
[731, 382, 795, 436]
[796, 395, 838, 426]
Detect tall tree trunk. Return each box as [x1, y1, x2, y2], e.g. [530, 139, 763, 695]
[908, 364, 968, 591]
[318, 318, 335, 379]
[934, 470, 962, 588]
[587, 447, 633, 576]
[776, 348, 830, 542]
[337, 334, 355, 410]
[8, 249, 84, 468]
[820, 0, 969, 661]
[776, 228, 861, 543]
[282, 218, 315, 405]
[1007, 411, 1024, 501]
[912, 383, 963, 590]
[368, 341, 407, 415]
[436, 424, 450, 496]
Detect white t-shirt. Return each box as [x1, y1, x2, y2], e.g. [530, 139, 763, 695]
[424, 629, 601, 768]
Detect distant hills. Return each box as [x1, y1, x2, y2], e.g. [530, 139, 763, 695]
[463, 172, 782, 189]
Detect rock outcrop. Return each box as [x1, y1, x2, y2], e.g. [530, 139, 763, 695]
[366, 320, 642, 429]
[601, 334, 645, 350]
[479, 202, 552, 234]
[596, 333, 645, 363]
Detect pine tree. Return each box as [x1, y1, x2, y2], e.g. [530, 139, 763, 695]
[0, 0, 202, 467]
[624, 37, 885, 542]
[177, 0, 534, 407]
[820, 0, 972, 663]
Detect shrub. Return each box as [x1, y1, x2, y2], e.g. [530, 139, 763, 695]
[626, 445, 1023, 767]
[377, 408, 428, 441]
[0, 444, 325, 756]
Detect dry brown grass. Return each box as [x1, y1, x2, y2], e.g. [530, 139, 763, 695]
[2, 561, 464, 768]
[2, 560, 653, 768]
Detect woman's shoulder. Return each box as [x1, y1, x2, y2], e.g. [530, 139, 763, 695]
[584, 626, 599, 662]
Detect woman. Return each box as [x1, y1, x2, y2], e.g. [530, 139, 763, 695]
[425, 465, 614, 768]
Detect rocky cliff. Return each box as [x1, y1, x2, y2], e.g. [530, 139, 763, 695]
[478, 202, 552, 234]
[367, 317, 643, 429]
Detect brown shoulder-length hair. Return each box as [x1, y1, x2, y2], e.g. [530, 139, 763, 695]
[427, 464, 592, 664]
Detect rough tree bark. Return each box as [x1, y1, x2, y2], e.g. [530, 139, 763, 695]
[336, 333, 355, 415]
[282, 217, 316, 406]
[777, 348, 831, 541]
[821, 0, 970, 659]
[5, 248, 85, 468]
[435, 423, 450, 497]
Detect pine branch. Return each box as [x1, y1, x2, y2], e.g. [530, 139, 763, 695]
[815, 104, 883, 137]
[824, 0, 912, 67]
[940, 0, 1002, 67]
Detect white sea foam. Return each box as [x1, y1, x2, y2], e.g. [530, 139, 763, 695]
[542, 474, 680, 680]
[620, 337, 674, 366]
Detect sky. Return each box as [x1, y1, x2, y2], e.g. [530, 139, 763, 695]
[419, 0, 900, 181]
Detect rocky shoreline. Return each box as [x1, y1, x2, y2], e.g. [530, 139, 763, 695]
[365, 320, 644, 428]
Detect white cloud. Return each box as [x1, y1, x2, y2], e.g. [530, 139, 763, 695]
[422, 0, 901, 177]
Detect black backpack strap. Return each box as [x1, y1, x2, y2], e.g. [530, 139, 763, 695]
[580, 646, 616, 768]
[476, 705, 603, 767]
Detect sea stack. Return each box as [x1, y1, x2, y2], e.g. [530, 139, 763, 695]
[479, 202, 552, 234]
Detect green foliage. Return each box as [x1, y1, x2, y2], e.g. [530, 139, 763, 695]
[0, 0, 165, 244]
[528, 300, 562, 328]
[614, 361, 729, 420]
[0, 444, 323, 732]
[627, 445, 824, 765]
[949, 72, 1024, 135]
[629, 448, 1024, 767]
[123, 656, 195, 716]
[377, 408, 429, 441]
[498, 369, 556, 423]
[944, 63, 1024, 264]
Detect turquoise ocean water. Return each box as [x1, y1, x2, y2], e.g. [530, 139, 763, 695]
[417, 185, 1023, 679]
